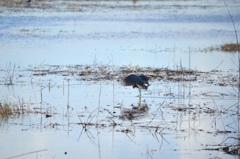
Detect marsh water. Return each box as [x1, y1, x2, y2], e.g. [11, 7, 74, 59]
[0, 0, 240, 158]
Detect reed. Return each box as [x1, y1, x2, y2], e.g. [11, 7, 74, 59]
[5, 63, 15, 85]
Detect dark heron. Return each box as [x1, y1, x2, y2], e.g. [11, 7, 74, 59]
[121, 73, 150, 97]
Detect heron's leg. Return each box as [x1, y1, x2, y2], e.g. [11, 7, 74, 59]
[138, 88, 142, 108]
[138, 95, 141, 108]
[138, 94, 141, 110]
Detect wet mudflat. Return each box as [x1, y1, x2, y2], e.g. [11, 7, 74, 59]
[0, 0, 240, 159]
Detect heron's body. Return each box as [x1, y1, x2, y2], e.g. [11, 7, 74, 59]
[121, 73, 150, 97]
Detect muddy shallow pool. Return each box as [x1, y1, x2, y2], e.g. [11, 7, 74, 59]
[0, 0, 240, 159]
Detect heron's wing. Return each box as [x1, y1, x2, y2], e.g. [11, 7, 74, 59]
[139, 74, 149, 83]
[121, 74, 141, 86]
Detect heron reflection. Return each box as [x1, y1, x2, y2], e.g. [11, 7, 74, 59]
[120, 73, 150, 120]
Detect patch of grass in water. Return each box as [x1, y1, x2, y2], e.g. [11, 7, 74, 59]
[221, 43, 240, 52]
[0, 98, 32, 118]
[0, 102, 13, 117]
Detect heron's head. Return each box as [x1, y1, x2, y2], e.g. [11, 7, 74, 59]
[143, 82, 150, 90]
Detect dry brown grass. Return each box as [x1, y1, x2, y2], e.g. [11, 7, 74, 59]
[221, 43, 240, 52]
[0, 102, 13, 117]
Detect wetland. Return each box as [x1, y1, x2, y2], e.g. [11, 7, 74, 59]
[0, 0, 240, 158]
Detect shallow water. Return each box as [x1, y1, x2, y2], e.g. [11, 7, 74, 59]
[0, 0, 240, 159]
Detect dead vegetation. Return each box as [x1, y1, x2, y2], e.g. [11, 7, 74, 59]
[0, 102, 13, 117]
[204, 141, 240, 156]
[25, 64, 240, 88]
[28, 64, 199, 83]
[1, 63, 238, 90]
[0, 0, 175, 12]
[0, 99, 55, 119]
[220, 43, 240, 52]
[203, 43, 240, 53]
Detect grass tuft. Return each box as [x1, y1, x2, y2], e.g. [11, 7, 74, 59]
[0, 102, 13, 117]
[221, 43, 240, 52]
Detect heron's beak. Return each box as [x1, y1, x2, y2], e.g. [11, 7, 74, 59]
[144, 83, 150, 90]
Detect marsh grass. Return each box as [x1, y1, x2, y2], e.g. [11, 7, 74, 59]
[0, 100, 27, 118]
[24, 63, 238, 88]
[221, 43, 240, 52]
[0, 102, 13, 117]
[204, 44, 240, 53]
[0, 98, 25, 118]
[0, 96, 55, 120]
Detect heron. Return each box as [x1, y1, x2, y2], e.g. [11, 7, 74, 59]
[121, 73, 150, 98]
